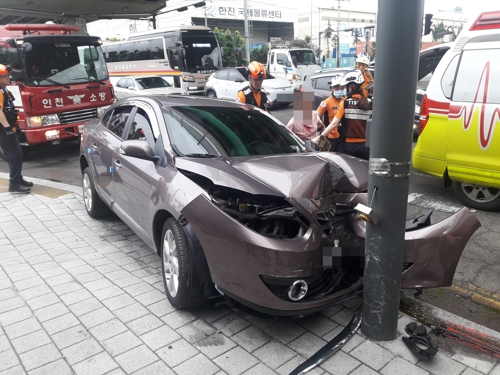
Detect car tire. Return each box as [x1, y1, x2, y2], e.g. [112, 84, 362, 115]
[278, 102, 291, 108]
[161, 218, 206, 309]
[206, 90, 217, 98]
[452, 180, 500, 211]
[82, 167, 109, 218]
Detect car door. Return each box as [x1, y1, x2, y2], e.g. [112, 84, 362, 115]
[90, 105, 133, 206]
[112, 102, 163, 246]
[226, 69, 246, 99]
[214, 70, 228, 98]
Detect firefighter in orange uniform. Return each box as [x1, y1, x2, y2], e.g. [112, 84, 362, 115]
[316, 74, 345, 152]
[355, 52, 373, 97]
[236, 61, 270, 111]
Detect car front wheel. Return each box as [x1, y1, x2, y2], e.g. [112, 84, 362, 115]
[206, 90, 217, 98]
[452, 180, 500, 211]
[82, 167, 109, 218]
[161, 218, 206, 308]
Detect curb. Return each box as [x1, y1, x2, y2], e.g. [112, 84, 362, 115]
[0, 172, 82, 196]
[400, 293, 500, 356]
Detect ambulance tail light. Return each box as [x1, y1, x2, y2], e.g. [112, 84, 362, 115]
[469, 11, 500, 31]
[419, 94, 429, 135]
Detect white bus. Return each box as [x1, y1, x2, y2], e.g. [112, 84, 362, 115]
[102, 26, 223, 95]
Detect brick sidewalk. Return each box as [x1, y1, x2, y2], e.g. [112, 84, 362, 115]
[0, 182, 499, 375]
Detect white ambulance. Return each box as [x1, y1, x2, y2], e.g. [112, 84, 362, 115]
[412, 10, 500, 210]
[266, 39, 321, 91]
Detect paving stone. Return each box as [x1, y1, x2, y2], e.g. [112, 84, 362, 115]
[156, 338, 200, 367]
[92, 285, 125, 301]
[62, 337, 104, 365]
[0, 306, 33, 326]
[296, 313, 339, 337]
[114, 344, 159, 373]
[52, 281, 84, 296]
[380, 357, 429, 375]
[417, 351, 466, 375]
[266, 319, 307, 345]
[0, 348, 20, 372]
[123, 281, 156, 297]
[231, 325, 271, 353]
[4, 317, 43, 339]
[27, 358, 74, 375]
[319, 350, 361, 375]
[253, 340, 297, 369]
[212, 313, 252, 337]
[451, 350, 497, 374]
[162, 309, 198, 330]
[18, 343, 62, 371]
[71, 352, 119, 375]
[174, 353, 220, 375]
[51, 325, 91, 350]
[19, 285, 52, 300]
[42, 312, 80, 335]
[349, 340, 395, 371]
[134, 289, 166, 306]
[89, 318, 128, 341]
[348, 364, 379, 375]
[59, 288, 94, 306]
[102, 331, 142, 356]
[289, 332, 328, 359]
[114, 303, 150, 323]
[146, 299, 176, 318]
[176, 318, 216, 344]
[243, 363, 278, 375]
[131, 360, 176, 375]
[140, 325, 181, 351]
[127, 314, 164, 336]
[79, 307, 115, 329]
[0, 297, 25, 314]
[34, 302, 70, 322]
[26, 292, 60, 311]
[11, 329, 51, 354]
[193, 332, 237, 359]
[214, 347, 259, 375]
[83, 278, 115, 292]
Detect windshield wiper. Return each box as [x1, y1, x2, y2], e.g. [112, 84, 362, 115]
[44, 78, 70, 89]
[184, 153, 219, 158]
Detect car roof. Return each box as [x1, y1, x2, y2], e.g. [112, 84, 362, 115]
[118, 75, 163, 80]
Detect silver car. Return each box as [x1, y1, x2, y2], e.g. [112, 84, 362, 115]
[114, 75, 187, 99]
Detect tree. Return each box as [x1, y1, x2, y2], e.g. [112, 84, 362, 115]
[431, 22, 447, 41]
[106, 37, 124, 42]
[250, 44, 268, 64]
[213, 27, 245, 67]
[369, 41, 376, 60]
[304, 35, 312, 48]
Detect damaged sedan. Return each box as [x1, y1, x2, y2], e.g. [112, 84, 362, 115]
[79, 95, 480, 316]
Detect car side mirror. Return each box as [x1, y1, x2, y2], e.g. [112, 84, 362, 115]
[120, 140, 158, 161]
[127, 86, 135, 90]
[235, 79, 244, 83]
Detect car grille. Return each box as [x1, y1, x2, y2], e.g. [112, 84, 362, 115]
[314, 207, 336, 237]
[59, 108, 98, 125]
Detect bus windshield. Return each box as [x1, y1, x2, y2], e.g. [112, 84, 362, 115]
[24, 42, 109, 86]
[181, 34, 222, 73]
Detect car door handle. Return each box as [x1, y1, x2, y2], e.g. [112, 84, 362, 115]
[115, 159, 121, 168]
[91, 143, 98, 149]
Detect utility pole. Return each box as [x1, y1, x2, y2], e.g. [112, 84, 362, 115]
[243, 0, 251, 64]
[336, 0, 341, 67]
[361, 0, 424, 341]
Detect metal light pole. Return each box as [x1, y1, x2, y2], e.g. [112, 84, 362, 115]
[361, 0, 424, 341]
[336, 0, 340, 67]
[243, 0, 250, 64]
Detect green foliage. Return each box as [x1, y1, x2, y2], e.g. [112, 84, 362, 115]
[304, 35, 312, 48]
[106, 37, 124, 42]
[369, 41, 376, 60]
[431, 22, 447, 41]
[213, 27, 245, 67]
[250, 45, 268, 64]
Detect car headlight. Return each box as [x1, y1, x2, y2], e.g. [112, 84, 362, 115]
[415, 104, 420, 114]
[97, 105, 110, 118]
[295, 75, 303, 81]
[27, 114, 59, 127]
[183, 75, 196, 82]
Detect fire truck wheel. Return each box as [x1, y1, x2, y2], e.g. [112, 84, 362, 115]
[82, 167, 109, 218]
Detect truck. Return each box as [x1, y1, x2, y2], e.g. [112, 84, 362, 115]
[0, 24, 114, 155]
[266, 39, 321, 91]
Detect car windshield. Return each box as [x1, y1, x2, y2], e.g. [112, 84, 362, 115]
[136, 77, 172, 89]
[163, 106, 307, 157]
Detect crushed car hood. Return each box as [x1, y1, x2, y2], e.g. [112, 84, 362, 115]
[175, 153, 368, 199]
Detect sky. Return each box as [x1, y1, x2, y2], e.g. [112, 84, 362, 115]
[87, 0, 499, 39]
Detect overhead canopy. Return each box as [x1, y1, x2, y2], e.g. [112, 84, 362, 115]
[0, 0, 167, 25]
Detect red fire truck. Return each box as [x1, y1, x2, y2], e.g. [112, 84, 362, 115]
[0, 24, 114, 152]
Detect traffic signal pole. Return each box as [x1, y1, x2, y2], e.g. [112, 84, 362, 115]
[361, 0, 424, 341]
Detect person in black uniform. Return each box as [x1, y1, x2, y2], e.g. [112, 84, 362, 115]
[235, 61, 270, 111]
[0, 64, 32, 193]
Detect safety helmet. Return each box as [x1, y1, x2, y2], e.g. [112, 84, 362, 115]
[0, 64, 11, 76]
[328, 74, 343, 88]
[341, 70, 364, 86]
[355, 52, 370, 65]
[247, 61, 267, 79]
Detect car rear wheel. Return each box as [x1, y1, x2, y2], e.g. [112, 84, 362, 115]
[161, 218, 206, 308]
[82, 167, 109, 218]
[206, 90, 217, 98]
[452, 180, 500, 211]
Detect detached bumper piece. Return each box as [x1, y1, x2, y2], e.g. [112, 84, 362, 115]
[402, 322, 438, 360]
[289, 304, 363, 375]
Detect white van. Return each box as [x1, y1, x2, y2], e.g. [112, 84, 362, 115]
[412, 10, 500, 210]
[266, 39, 321, 91]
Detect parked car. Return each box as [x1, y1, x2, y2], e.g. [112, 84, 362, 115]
[79, 95, 479, 316]
[413, 13, 500, 211]
[205, 67, 294, 107]
[114, 75, 187, 99]
[301, 68, 351, 108]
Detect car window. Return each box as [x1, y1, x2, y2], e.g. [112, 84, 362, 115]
[316, 76, 332, 91]
[271, 52, 275, 64]
[441, 54, 459, 99]
[106, 106, 133, 139]
[117, 78, 128, 88]
[228, 70, 244, 81]
[452, 49, 500, 104]
[126, 79, 135, 89]
[163, 106, 307, 156]
[277, 53, 289, 66]
[100, 109, 113, 127]
[127, 107, 156, 149]
[217, 70, 228, 80]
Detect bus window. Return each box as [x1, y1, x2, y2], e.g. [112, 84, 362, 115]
[117, 42, 134, 62]
[168, 48, 180, 70]
[150, 39, 165, 60]
[134, 40, 151, 61]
